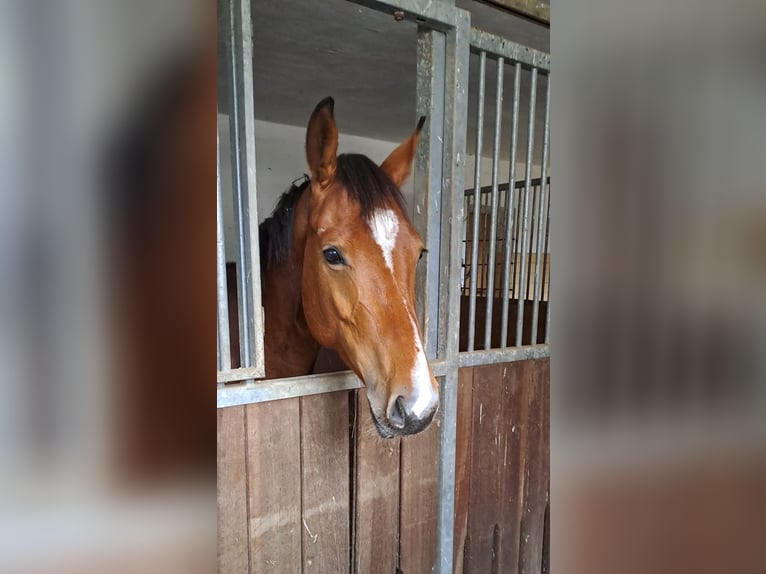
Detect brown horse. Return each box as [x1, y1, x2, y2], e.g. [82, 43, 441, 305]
[259, 97, 438, 437]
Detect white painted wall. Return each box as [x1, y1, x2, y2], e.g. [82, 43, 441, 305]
[219, 115, 539, 262]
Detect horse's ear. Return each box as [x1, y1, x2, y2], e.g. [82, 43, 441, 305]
[380, 116, 425, 188]
[306, 97, 338, 191]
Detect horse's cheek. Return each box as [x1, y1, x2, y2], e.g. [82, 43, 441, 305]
[302, 274, 331, 342]
[332, 280, 357, 322]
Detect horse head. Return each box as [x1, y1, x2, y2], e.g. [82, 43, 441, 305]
[301, 97, 438, 437]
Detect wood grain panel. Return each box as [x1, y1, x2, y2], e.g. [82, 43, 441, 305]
[218, 406, 249, 574]
[454, 367, 475, 574]
[517, 359, 548, 574]
[301, 391, 351, 573]
[352, 390, 401, 574]
[246, 399, 302, 573]
[466, 363, 507, 572]
[497, 360, 532, 574]
[399, 411, 439, 574]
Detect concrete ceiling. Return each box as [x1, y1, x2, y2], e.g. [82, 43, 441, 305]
[219, 0, 549, 159]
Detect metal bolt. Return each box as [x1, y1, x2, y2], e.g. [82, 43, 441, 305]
[393, 10, 405, 22]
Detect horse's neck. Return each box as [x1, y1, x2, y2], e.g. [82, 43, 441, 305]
[262, 191, 319, 378]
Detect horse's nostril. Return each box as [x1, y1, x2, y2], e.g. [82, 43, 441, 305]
[388, 396, 407, 429]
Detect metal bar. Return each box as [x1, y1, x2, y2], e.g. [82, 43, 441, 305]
[530, 77, 550, 343]
[511, 174, 522, 298]
[470, 27, 550, 71]
[218, 357, 450, 406]
[218, 371, 362, 407]
[415, 28, 446, 360]
[541, 179, 550, 302]
[483, 56, 504, 349]
[217, 366, 268, 384]
[459, 344, 550, 367]
[545, 276, 551, 344]
[216, 129, 232, 372]
[515, 66, 537, 346]
[435, 9, 469, 573]
[226, 0, 251, 368]
[526, 183, 538, 299]
[478, 0, 550, 27]
[236, 0, 265, 376]
[467, 50, 486, 352]
[347, 0, 458, 31]
[500, 62, 521, 347]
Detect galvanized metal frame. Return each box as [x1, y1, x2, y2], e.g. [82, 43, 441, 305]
[464, 31, 550, 353]
[466, 50, 485, 352]
[217, 0, 265, 384]
[216, 3, 548, 571]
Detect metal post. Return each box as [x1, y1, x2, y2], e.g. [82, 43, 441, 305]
[226, 0, 251, 368]
[515, 67, 537, 346]
[526, 182, 538, 299]
[231, 0, 265, 376]
[483, 56, 504, 350]
[511, 178, 522, 299]
[467, 50, 486, 352]
[500, 62, 521, 347]
[415, 28, 446, 360]
[541, 178, 550, 302]
[531, 77, 550, 343]
[435, 8, 469, 573]
[217, 129, 232, 372]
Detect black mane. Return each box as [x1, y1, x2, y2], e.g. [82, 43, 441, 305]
[258, 154, 409, 272]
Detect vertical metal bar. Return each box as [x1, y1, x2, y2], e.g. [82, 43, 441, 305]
[415, 28, 446, 360]
[235, 0, 265, 375]
[227, 0, 251, 368]
[217, 129, 232, 372]
[542, 182, 551, 343]
[466, 50, 486, 352]
[436, 9, 469, 574]
[541, 178, 550, 302]
[512, 180, 522, 298]
[500, 63, 521, 346]
[515, 67, 538, 346]
[530, 76, 551, 344]
[545, 269, 551, 344]
[483, 57, 504, 350]
[526, 183, 538, 299]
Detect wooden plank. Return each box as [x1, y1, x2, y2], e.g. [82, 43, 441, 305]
[352, 390, 401, 574]
[453, 367, 475, 574]
[246, 399, 302, 573]
[541, 359, 550, 574]
[301, 391, 351, 574]
[517, 359, 549, 574]
[218, 406, 249, 574]
[399, 407, 439, 573]
[497, 360, 532, 573]
[465, 363, 507, 572]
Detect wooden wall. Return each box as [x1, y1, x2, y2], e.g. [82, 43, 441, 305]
[218, 358, 549, 573]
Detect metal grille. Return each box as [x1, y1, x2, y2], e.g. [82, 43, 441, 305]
[462, 30, 551, 354]
[462, 176, 550, 301]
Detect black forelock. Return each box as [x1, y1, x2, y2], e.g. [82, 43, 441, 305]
[334, 153, 408, 218]
[258, 154, 410, 273]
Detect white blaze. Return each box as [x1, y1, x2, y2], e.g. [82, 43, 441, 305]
[406, 301, 437, 418]
[368, 209, 399, 272]
[369, 208, 435, 419]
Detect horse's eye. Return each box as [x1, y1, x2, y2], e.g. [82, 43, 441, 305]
[418, 249, 427, 262]
[323, 247, 345, 266]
